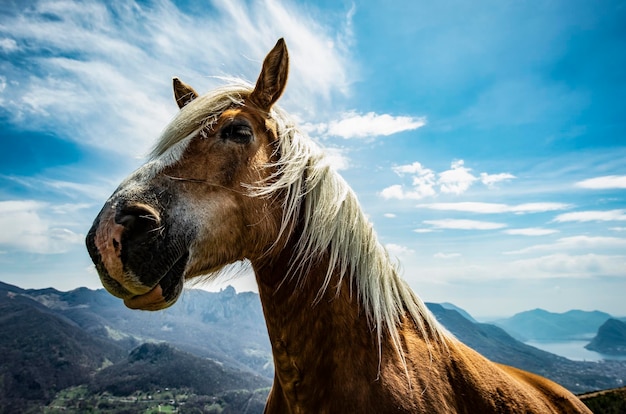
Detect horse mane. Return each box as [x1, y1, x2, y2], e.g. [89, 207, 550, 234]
[152, 82, 449, 362]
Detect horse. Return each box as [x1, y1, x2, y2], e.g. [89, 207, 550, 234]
[86, 39, 591, 413]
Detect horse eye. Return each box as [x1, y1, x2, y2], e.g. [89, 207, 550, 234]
[220, 123, 253, 144]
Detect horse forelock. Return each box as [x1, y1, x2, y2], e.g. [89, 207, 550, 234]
[151, 80, 449, 358]
[151, 82, 253, 160]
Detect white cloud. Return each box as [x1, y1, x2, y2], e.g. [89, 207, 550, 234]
[480, 172, 516, 187]
[0, 200, 85, 254]
[510, 254, 626, 278]
[505, 235, 626, 255]
[511, 203, 571, 213]
[504, 228, 558, 236]
[393, 161, 431, 176]
[3, 175, 116, 202]
[0, 0, 354, 156]
[380, 184, 436, 200]
[323, 111, 426, 139]
[0, 38, 18, 52]
[322, 147, 350, 171]
[387, 162, 439, 199]
[380, 185, 406, 200]
[416, 201, 570, 214]
[575, 175, 626, 189]
[0, 76, 6, 105]
[381, 159, 514, 200]
[423, 219, 507, 230]
[384, 213, 396, 218]
[438, 160, 477, 195]
[386, 243, 415, 256]
[553, 209, 626, 223]
[434, 252, 461, 259]
[413, 228, 435, 233]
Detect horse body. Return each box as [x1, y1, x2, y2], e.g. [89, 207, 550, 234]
[254, 233, 589, 414]
[85, 39, 591, 413]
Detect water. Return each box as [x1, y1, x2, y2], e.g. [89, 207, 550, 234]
[525, 339, 626, 362]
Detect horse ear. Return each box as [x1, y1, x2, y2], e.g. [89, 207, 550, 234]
[173, 77, 198, 109]
[250, 38, 289, 111]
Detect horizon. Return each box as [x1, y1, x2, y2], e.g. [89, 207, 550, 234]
[1, 0, 625, 318]
[2, 278, 624, 322]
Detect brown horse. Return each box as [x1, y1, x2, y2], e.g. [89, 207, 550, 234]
[86, 39, 591, 413]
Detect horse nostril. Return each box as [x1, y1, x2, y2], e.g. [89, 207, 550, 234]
[116, 203, 162, 239]
[117, 213, 137, 229]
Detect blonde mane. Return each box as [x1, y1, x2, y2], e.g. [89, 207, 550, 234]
[153, 82, 448, 360]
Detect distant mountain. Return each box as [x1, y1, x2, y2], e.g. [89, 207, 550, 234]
[0, 281, 273, 378]
[0, 281, 272, 413]
[426, 304, 626, 393]
[440, 302, 478, 323]
[493, 308, 612, 341]
[91, 342, 270, 396]
[2, 279, 626, 411]
[586, 319, 626, 355]
[0, 290, 126, 413]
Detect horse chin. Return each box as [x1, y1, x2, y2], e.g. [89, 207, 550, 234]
[99, 252, 187, 311]
[127, 252, 189, 310]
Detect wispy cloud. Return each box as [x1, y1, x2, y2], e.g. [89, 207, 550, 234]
[318, 111, 426, 139]
[423, 219, 507, 230]
[434, 252, 461, 259]
[321, 147, 351, 171]
[385, 243, 415, 256]
[575, 175, 626, 189]
[381, 159, 514, 200]
[504, 228, 559, 236]
[510, 253, 626, 279]
[2, 175, 117, 202]
[0, 38, 18, 52]
[380, 162, 437, 199]
[416, 201, 570, 214]
[480, 172, 516, 188]
[0, 0, 354, 156]
[553, 209, 626, 223]
[0, 200, 85, 254]
[505, 235, 626, 255]
[413, 228, 435, 234]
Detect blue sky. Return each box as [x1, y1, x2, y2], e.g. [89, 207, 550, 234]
[1, 0, 625, 318]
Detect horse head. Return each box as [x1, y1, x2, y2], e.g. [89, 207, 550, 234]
[85, 39, 290, 310]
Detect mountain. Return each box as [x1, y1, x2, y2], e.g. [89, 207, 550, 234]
[44, 343, 272, 413]
[426, 303, 626, 393]
[0, 290, 126, 413]
[0, 282, 272, 413]
[2, 279, 626, 411]
[0, 281, 273, 378]
[586, 319, 626, 355]
[440, 302, 478, 323]
[92, 342, 270, 395]
[579, 386, 626, 414]
[493, 308, 612, 341]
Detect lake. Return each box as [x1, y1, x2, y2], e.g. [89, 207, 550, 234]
[525, 339, 626, 362]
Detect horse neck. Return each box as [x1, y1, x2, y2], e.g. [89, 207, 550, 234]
[252, 242, 378, 366]
[251, 233, 432, 411]
[252, 247, 376, 405]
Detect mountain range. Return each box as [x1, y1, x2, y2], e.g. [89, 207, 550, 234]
[586, 319, 626, 356]
[1, 280, 625, 412]
[492, 308, 614, 341]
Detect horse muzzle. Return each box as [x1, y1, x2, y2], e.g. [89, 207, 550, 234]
[85, 199, 188, 310]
